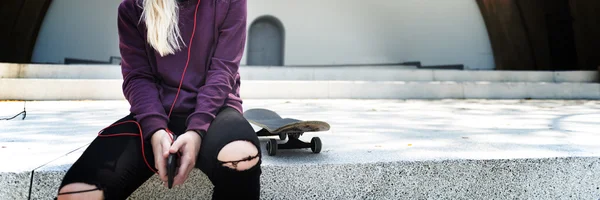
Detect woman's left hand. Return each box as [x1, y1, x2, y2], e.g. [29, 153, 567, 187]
[168, 131, 202, 187]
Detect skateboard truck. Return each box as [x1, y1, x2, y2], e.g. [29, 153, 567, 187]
[265, 130, 322, 156]
[167, 134, 178, 189]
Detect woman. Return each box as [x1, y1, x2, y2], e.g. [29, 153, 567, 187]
[56, 0, 261, 199]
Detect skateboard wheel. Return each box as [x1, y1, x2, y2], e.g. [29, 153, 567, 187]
[310, 137, 322, 153]
[266, 139, 278, 156]
[279, 133, 287, 140]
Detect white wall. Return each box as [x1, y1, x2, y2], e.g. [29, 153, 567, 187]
[32, 0, 495, 70]
[246, 0, 494, 69]
[32, 0, 122, 64]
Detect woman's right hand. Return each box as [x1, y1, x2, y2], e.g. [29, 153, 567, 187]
[151, 129, 173, 183]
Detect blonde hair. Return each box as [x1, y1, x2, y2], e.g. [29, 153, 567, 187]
[141, 0, 185, 56]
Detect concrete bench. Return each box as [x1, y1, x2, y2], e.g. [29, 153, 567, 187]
[1, 99, 600, 199]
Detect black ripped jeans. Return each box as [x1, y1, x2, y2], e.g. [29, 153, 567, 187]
[57, 107, 262, 199]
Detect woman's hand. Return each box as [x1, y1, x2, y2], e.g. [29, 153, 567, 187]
[168, 131, 202, 187]
[150, 129, 173, 183]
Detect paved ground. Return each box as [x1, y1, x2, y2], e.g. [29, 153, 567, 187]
[2, 99, 599, 171]
[1, 99, 600, 199]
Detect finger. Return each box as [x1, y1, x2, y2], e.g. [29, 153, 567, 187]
[173, 162, 192, 186]
[169, 138, 186, 154]
[174, 153, 193, 186]
[159, 140, 173, 182]
[162, 138, 172, 158]
[155, 153, 167, 182]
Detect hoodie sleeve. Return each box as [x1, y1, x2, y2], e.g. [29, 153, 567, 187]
[186, 0, 247, 133]
[118, 0, 169, 140]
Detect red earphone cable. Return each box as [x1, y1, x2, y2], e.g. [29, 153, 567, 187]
[97, 0, 201, 174]
[168, 0, 201, 118]
[97, 120, 158, 173]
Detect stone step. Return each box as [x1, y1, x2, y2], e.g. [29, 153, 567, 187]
[1, 63, 598, 82]
[241, 66, 598, 83]
[1, 79, 599, 100]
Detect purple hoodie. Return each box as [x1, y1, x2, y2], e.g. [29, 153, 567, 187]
[117, 0, 246, 140]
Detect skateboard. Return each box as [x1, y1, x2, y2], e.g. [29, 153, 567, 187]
[243, 108, 330, 156]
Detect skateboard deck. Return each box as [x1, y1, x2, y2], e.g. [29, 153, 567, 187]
[243, 108, 330, 156]
[243, 108, 330, 134]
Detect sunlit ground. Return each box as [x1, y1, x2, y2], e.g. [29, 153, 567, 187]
[1, 99, 599, 172]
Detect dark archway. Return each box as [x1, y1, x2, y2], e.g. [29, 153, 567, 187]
[0, 0, 53, 63]
[476, 0, 600, 71]
[247, 15, 285, 66]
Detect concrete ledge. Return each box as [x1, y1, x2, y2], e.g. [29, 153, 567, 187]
[0, 172, 31, 200]
[2, 99, 599, 199]
[30, 157, 600, 199]
[1, 79, 599, 100]
[463, 82, 600, 99]
[1, 63, 598, 82]
[0, 79, 123, 100]
[0, 63, 122, 79]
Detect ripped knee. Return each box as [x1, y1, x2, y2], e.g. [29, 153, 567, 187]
[57, 183, 103, 200]
[217, 140, 260, 171]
